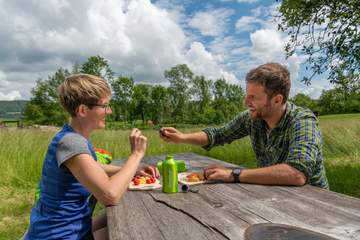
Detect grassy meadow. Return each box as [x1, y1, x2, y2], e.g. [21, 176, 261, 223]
[1, 113, 360, 239]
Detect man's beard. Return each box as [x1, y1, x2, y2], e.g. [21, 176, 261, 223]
[248, 102, 272, 120]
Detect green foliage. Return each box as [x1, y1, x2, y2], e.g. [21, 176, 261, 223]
[291, 93, 318, 112]
[165, 64, 193, 122]
[23, 68, 70, 125]
[130, 84, 152, 123]
[80, 55, 114, 81]
[149, 85, 170, 125]
[110, 76, 134, 121]
[23, 56, 115, 126]
[278, 0, 360, 84]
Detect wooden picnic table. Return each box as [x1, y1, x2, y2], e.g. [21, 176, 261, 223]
[107, 152, 360, 240]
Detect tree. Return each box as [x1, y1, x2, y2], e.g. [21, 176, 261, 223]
[291, 93, 318, 112]
[333, 64, 360, 101]
[164, 64, 193, 122]
[24, 56, 115, 126]
[81, 55, 114, 82]
[190, 75, 212, 114]
[278, 0, 360, 84]
[23, 68, 70, 125]
[111, 76, 134, 121]
[318, 88, 345, 114]
[131, 84, 152, 124]
[149, 85, 169, 124]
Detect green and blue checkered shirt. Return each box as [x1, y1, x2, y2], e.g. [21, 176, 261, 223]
[203, 102, 329, 189]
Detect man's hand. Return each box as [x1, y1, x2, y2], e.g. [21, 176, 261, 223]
[204, 165, 234, 183]
[136, 165, 160, 178]
[159, 127, 185, 143]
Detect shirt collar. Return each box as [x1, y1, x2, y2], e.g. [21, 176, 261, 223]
[275, 102, 292, 130]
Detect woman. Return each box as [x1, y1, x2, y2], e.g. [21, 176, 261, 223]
[24, 74, 158, 239]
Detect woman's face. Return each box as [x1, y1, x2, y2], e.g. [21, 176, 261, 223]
[86, 95, 112, 129]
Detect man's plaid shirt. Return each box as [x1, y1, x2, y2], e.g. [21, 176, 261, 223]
[203, 102, 329, 189]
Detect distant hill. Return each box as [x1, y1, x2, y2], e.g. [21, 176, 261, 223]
[0, 100, 28, 120]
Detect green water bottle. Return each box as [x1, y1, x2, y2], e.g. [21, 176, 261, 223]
[162, 155, 178, 193]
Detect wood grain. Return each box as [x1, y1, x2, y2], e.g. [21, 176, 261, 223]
[107, 152, 360, 240]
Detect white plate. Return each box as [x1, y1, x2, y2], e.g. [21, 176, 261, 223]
[128, 178, 162, 191]
[178, 172, 206, 186]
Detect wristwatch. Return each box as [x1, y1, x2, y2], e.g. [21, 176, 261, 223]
[232, 168, 242, 183]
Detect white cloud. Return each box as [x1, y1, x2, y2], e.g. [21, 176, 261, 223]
[186, 42, 238, 84]
[0, 91, 21, 100]
[188, 9, 234, 37]
[220, 0, 259, 3]
[236, 0, 259, 2]
[250, 29, 284, 61]
[291, 82, 333, 99]
[236, 16, 261, 32]
[249, 29, 306, 81]
[0, 71, 10, 87]
[0, 0, 239, 99]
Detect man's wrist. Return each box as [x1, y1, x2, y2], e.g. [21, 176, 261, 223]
[232, 168, 242, 183]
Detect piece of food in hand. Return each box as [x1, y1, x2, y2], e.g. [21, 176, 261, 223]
[186, 172, 204, 182]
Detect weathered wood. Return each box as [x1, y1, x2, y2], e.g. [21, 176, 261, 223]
[107, 152, 360, 240]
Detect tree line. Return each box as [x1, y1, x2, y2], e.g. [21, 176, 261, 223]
[23, 56, 245, 126]
[23, 55, 360, 128]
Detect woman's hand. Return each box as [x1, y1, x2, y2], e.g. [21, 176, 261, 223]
[136, 165, 160, 178]
[129, 128, 147, 157]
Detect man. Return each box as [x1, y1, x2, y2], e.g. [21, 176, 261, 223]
[160, 63, 329, 189]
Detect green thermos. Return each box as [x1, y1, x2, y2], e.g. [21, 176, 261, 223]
[162, 155, 178, 193]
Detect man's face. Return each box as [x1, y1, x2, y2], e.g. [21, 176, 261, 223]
[244, 82, 274, 120]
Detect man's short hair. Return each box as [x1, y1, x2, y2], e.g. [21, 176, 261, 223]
[246, 63, 291, 103]
[58, 74, 111, 117]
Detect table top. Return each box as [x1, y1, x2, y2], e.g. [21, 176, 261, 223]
[107, 152, 360, 240]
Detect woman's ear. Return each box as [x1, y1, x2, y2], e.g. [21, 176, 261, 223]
[77, 104, 88, 117]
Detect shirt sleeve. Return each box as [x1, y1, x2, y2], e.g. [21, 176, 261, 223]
[202, 111, 250, 151]
[286, 117, 321, 181]
[56, 133, 93, 167]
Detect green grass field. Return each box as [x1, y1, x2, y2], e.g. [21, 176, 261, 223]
[1, 113, 359, 239]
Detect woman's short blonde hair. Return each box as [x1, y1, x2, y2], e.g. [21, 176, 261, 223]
[58, 74, 111, 117]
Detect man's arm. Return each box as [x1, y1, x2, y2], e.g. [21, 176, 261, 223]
[160, 111, 250, 149]
[205, 164, 306, 186]
[160, 127, 209, 146]
[238, 164, 306, 186]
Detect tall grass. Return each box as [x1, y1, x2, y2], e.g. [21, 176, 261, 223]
[0, 113, 359, 239]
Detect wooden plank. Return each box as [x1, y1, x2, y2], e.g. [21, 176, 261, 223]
[148, 186, 250, 239]
[107, 190, 228, 240]
[213, 183, 360, 239]
[107, 191, 166, 240]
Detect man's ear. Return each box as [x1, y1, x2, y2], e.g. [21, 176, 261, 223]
[273, 94, 283, 105]
[77, 104, 88, 117]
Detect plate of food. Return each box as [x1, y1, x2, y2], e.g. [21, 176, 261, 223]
[128, 175, 162, 190]
[178, 172, 206, 185]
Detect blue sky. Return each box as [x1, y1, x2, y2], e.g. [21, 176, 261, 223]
[0, 0, 332, 100]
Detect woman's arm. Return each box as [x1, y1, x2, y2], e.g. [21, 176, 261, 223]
[64, 128, 147, 206]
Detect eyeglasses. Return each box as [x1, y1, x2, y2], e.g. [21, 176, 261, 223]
[88, 103, 112, 114]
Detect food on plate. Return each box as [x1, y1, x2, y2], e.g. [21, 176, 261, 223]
[131, 176, 157, 186]
[186, 172, 205, 182]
